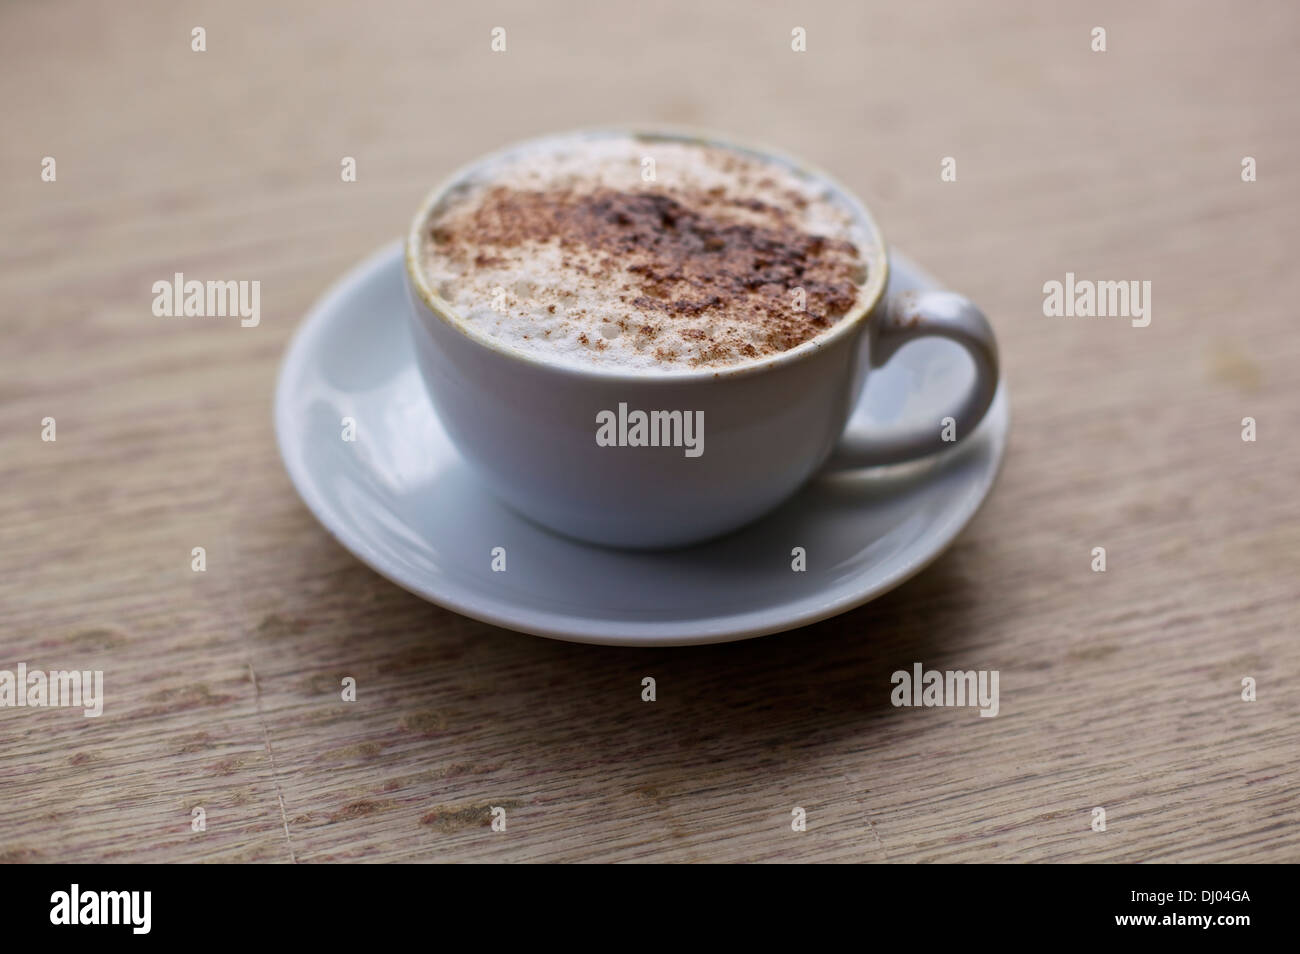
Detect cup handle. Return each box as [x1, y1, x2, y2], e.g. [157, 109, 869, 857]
[824, 289, 1000, 470]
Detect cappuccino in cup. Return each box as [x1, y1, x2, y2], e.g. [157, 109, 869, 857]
[404, 129, 999, 548]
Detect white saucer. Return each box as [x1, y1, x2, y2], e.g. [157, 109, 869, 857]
[274, 242, 1009, 646]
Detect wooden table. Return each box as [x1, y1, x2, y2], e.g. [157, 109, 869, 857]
[2, 0, 1297, 863]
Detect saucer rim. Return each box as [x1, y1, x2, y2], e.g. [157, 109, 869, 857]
[274, 241, 1010, 646]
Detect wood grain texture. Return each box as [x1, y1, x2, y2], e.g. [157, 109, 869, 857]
[1, 0, 1297, 863]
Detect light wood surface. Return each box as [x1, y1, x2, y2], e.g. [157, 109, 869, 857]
[2, 0, 1297, 863]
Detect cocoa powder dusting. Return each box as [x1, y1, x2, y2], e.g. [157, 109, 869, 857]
[431, 182, 865, 366]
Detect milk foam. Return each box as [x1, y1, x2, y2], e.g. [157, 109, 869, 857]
[419, 133, 870, 372]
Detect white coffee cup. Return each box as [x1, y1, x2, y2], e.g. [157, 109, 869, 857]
[404, 128, 999, 548]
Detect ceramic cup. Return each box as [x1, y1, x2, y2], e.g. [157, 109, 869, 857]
[404, 128, 1000, 549]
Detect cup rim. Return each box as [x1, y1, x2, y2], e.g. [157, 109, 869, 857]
[404, 125, 890, 383]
